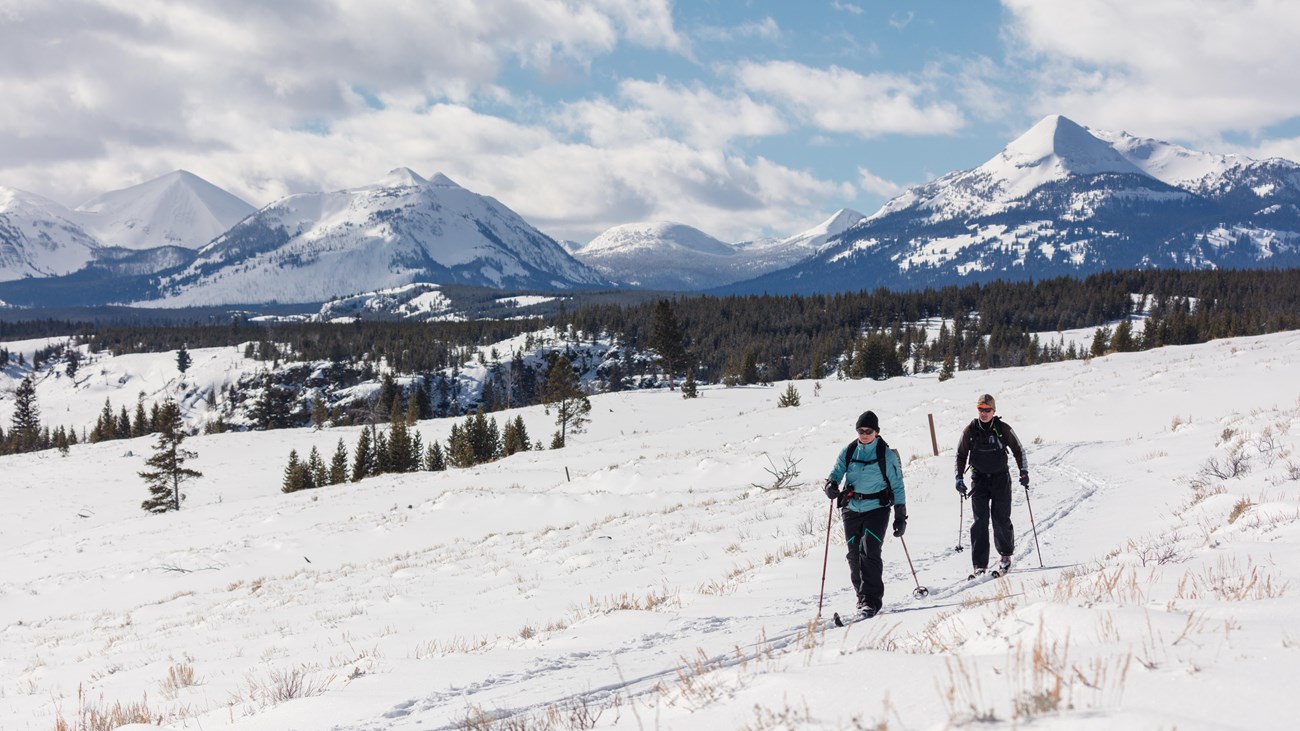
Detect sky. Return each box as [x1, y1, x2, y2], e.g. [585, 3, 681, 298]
[4, 0, 1300, 245]
[3, 325, 1300, 729]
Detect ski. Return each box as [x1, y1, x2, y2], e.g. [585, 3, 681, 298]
[830, 608, 878, 627]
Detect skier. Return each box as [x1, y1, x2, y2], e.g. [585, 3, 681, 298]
[954, 394, 1028, 578]
[822, 410, 908, 618]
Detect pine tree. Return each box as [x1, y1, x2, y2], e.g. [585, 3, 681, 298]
[387, 397, 413, 472]
[329, 439, 350, 485]
[938, 353, 956, 382]
[543, 355, 591, 447]
[9, 376, 41, 453]
[176, 344, 192, 374]
[307, 446, 327, 487]
[777, 382, 801, 408]
[140, 401, 202, 513]
[650, 299, 689, 390]
[311, 397, 329, 429]
[132, 401, 149, 437]
[680, 369, 698, 399]
[352, 427, 374, 482]
[282, 449, 307, 493]
[502, 415, 531, 456]
[447, 422, 475, 468]
[425, 441, 447, 471]
[116, 406, 131, 437]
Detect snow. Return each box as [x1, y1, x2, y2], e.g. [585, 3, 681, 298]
[4, 329, 1300, 729]
[574, 212, 866, 291]
[74, 170, 256, 250]
[495, 295, 559, 308]
[0, 186, 101, 281]
[140, 171, 604, 306]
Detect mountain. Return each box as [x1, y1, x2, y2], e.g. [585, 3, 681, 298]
[75, 170, 256, 250]
[140, 169, 609, 306]
[0, 186, 101, 282]
[573, 210, 863, 291]
[724, 115, 1300, 295]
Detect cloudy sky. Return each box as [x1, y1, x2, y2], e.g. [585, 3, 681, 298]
[3, 0, 1300, 244]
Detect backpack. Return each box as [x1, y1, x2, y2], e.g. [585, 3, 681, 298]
[965, 417, 1010, 475]
[841, 437, 898, 506]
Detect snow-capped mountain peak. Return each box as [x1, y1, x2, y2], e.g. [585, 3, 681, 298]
[977, 114, 1149, 200]
[143, 169, 606, 306]
[370, 167, 429, 189]
[579, 222, 735, 256]
[1090, 128, 1250, 191]
[428, 172, 462, 188]
[726, 115, 1300, 296]
[74, 169, 255, 250]
[0, 186, 101, 282]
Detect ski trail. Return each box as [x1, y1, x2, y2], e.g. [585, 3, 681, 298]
[343, 441, 1115, 730]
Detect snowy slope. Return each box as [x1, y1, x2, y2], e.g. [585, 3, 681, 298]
[574, 211, 862, 291]
[0, 186, 101, 282]
[141, 169, 608, 306]
[3, 329, 1300, 730]
[75, 170, 256, 250]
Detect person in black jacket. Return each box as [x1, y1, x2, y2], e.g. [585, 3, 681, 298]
[954, 394, 1027, 577]
[822, 410, 908, 617]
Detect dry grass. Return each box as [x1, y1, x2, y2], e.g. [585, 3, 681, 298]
[52, 685, 163, 731]
[1176, 557, 1289, 601]
[1050, 565, 1155, 606]
[226, 663, 336, 716]
[1228, 497, 1252, 524]
[158, 661, 199, 700]
[413, 635, 496, 658]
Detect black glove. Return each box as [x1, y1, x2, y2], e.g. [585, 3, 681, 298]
[1019, 469, 1030, 489]
[892, 504, 908, 537]
[955, 477, 967, 497]
[823, 478, 840, 500]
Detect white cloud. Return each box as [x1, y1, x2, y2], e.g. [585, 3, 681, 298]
[556, 78, 787, 148]
[889, 11, 915, 29]
[0, 0, 686, 199]
[734, 60, 965, 137]
[831, 1, 864, 15]
[695, 16, 781, 42]
[1002, 0, 1300, 140]
[0, 1, 871, 245]
[857, 167, 906, 198]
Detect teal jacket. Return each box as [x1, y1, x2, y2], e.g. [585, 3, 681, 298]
[827, 438, 906, 512]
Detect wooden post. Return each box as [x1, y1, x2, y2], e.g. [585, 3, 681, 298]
[565, 466, 571, 482]
[927, 413, 939, 456]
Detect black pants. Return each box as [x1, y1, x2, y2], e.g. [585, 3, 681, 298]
[841, 506, 891, 610]
[970, 470, 1014, 569]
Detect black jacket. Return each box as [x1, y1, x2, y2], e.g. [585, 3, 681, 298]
[955, 416, 1026, 477]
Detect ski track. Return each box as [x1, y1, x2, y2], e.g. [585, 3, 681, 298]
[337, 442, 1111, 730]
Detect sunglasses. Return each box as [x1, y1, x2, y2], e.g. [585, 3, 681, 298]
[856, 427, 876, 435]
[977, 407, 993, 413]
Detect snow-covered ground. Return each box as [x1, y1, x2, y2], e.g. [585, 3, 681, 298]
[4, 330, 1300, 729]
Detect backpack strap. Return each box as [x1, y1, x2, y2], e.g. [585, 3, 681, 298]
[843, 437, 894, 505]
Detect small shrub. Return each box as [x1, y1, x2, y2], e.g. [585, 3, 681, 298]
[1228, 497, 1252, 524]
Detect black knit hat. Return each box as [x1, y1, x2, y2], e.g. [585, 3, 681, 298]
[856, 410, 879, 431]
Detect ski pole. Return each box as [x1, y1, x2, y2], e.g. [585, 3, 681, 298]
[816, 498, 835, 618]
[896, 534, 929, 598]
[955, 495, 965, 552]
[1024, 486, 1043, 568]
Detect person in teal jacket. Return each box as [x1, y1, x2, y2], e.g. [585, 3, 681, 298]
[823, 410, 908, 617]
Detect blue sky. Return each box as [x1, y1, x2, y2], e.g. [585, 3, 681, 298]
[3, 1, 1300, 244]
